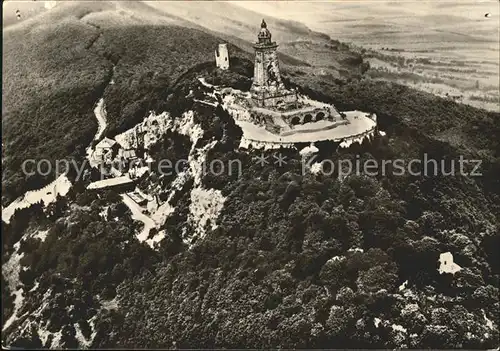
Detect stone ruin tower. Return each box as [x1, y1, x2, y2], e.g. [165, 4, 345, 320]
[215, 43, 229, 70]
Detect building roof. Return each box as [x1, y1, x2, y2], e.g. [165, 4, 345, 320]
[96, 137, 117, 149]
[128, 192, 147, 204]
[122, 149, 137, 159]
[86, 176, 134, 190]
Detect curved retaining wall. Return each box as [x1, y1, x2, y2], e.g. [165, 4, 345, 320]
[239, 125, 378, 151]
[239, 137, 296, 150]
[337, 126, 377, 148]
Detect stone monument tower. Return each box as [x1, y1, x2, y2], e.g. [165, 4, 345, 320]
[251, 19, 297, 108]
[215, 43, 229, 70]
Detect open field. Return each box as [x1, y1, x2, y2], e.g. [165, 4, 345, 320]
[234, 1, 499, 111]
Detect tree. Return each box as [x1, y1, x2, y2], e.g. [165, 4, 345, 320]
[356, 265, 398, 293]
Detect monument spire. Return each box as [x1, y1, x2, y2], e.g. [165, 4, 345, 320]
[257, 18, 272, 44]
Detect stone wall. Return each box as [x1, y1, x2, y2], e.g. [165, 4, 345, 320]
[338, 126, 377, 148]
[283, 107, 333, 126]
[238, 124, 378, 151]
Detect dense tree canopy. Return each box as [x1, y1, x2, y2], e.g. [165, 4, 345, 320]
[2, 16, 499, 348]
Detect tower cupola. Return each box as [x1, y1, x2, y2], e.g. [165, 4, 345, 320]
[257, 19, 272, 44]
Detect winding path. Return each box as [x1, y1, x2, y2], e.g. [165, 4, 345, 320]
[85, 98, 108, 161]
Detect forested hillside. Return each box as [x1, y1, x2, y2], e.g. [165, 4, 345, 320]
[1, 2, 248, 205]
[2, 0, 354, 206]
[96, 67, 500, 349]
[3, 63, 499, 348]
[2, 1, 499, 349]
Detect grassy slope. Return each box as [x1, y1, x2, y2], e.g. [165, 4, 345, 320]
[2, 0, 50, 28]
[144, 1, 365, 78]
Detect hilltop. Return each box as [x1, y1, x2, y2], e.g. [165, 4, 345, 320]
[2, 68, 499, 348]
